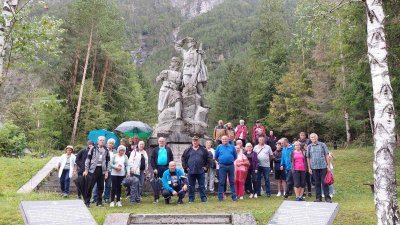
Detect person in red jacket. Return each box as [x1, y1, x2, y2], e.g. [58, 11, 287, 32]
[252, 120, 266, 145]
[235, 120, 248, 146]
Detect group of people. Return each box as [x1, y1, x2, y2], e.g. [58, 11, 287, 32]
[57, 120, 335, 207]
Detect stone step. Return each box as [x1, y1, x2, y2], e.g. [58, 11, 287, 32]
[130, 214, 231, 224]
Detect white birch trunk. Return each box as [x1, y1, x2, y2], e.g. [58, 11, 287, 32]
[366, 0, 400, 224]
[0, 0, 18, 86]
[70, 25, 94, 144]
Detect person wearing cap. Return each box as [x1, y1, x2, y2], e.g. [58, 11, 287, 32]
[181, 136, 210, 203]
[109, 145, 129, 207]
[58, 145, 76, 197]
[252, 120, 266, 145]
[75, 141, 94, 199]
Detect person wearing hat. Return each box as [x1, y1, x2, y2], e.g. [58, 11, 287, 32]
[252, 120, 266, 145]
[58, 145, 76, 197]
[109, 145, 129, 207]
[181, 136, 211, 203]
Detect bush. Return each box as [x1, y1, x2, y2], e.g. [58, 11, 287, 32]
[0, 122, 27, 157]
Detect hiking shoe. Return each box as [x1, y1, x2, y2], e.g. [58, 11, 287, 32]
[314, 199, 322, 202]
[300, 197, 305, 201]
[276, 192, 281, 197]
[165, 199, 170, 204]
[96, 203, 104, 207]
[110, 202, 115, 208]
[105, 199, 110, 204]
[326, 199, 332, 203]
[63, 193, 68, 198]
[116, 201, 122, 207]
[153, 199, 159, 204]
[267, 194, 271, 197]
[308, 192, 312, 197]
[85, 203, 90, 208]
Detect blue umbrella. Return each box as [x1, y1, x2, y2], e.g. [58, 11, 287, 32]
[88, 129, 120, 147]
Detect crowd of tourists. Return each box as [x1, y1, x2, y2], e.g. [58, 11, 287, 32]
[57, 120, 335, 208]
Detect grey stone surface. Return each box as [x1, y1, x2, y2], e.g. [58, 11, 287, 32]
[104, 213, 130, 225]
[17, 157, 60, 193]
[232, 213, 257, 225]
[20, 200, 97, 225]
[268, 201, 339, 225]
[129, 214, 231, 224]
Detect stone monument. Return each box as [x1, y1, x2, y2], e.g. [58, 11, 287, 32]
[153, 37, 209, 141]
[150, 37, 210, 166]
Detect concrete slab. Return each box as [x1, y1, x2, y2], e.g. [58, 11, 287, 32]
[268, 201, 339, 225]
[17, 157, 60, 193]
[104, 213, 130, 225]
[20, 200, 97, 225]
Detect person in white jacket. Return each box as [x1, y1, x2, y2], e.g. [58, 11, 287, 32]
[58, 145, 76, 197]
[128, 141, 149, 197]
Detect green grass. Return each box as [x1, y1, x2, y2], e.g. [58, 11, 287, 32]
[0, 147, 397, 224]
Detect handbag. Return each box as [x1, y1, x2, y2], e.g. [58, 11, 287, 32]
[324, 170, 334, 185]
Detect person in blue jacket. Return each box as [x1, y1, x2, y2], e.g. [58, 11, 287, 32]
[280, 138, 294, 199]
[161, 161, 188, 204]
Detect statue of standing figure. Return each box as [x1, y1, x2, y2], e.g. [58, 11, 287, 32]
[175, 37, 208, 107]
[156, 57, 183, 120]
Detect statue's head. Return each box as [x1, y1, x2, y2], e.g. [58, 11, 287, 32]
[186, 37, 197, 48]
[170, 57, 181, 70]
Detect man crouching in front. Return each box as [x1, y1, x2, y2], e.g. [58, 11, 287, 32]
[162, 161, 188, 204]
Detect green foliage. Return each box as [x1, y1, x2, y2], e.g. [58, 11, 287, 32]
[0, 122, 27, 157]
[5, 90, 70, 152]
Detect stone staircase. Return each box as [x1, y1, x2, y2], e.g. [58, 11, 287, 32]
[130, 214, 232, 225]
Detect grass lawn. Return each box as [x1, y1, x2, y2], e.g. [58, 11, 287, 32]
[0, 147, 395, 224]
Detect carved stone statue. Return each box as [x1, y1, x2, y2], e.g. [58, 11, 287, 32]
[175, 37, 208, 107]
[156, 57, 182, 120]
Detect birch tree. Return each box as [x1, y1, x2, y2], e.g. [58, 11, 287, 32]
[365, 0, 400, 224]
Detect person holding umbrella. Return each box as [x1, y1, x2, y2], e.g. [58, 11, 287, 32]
[151, 137, 174, 178]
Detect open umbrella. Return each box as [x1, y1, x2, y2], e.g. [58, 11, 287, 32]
[115, 121, 153, 138]
[87, 129, 120, 147]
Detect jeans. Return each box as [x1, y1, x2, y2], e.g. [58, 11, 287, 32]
[188, 173, 207, 202]
[256, 166, 271, 195]
[245, 169, 257, 194]
[162, 185, 186, 202]
[103, 174, 112, 201]
[205, 168, 216, 192]
[156, 165, 168, 179]
[59, 169, 70, 194]
[285, 169, 294, 196]
[312, 168, 330, 200]
[218, 164, 236, 201]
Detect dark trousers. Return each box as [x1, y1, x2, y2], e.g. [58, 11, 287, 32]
[256, 166, 271, 195]
[77, 172, 83, 197]
[156, 165, 168, 178]
[285, 170, 294, 196]
[111, 175, 124, 202]
[218, 164, 236, 201]
[104, 174, 112, 201]
[305, 171, 312, 193]
[162, 185, 186, 201]
[85, 166, 105, 205]
[245, 169, 257, 194]
[188, 173, 207, 202]
[59, 169, 70, 194]
[312, 168, 330, 200]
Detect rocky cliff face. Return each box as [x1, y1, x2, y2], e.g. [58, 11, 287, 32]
[170, 0, 224, 18]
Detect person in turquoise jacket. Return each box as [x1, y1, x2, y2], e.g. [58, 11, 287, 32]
[280, 138, 294, 199]
[161, 161, 188, 204]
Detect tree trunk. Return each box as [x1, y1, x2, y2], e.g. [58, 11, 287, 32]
[91, 47, 97, 81]
[69, 48, 80, 101]
[71, 24, 94, 144]
[366, 1, 400, 224]
[345, 110, 350, 144]
[0, 0, 18, 86]
[99, 57, 109, 92]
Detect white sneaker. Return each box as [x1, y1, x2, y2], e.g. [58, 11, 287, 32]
[239, 196, 244, 200]
[322, 194, 325, 198]
[276, 192, 281, 197]
[254, 194, 258, 198]
[283, 192, 286, 196]
[249, 194, 253, 198]
[110, 202, 115, 208]
[330, 194, 333, 198]
[116, 201, 122, 207]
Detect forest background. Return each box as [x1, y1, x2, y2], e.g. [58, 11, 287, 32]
[0, 0, 399, 156]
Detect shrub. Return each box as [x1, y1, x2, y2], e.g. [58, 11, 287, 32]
[0, 122, 27, 157]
